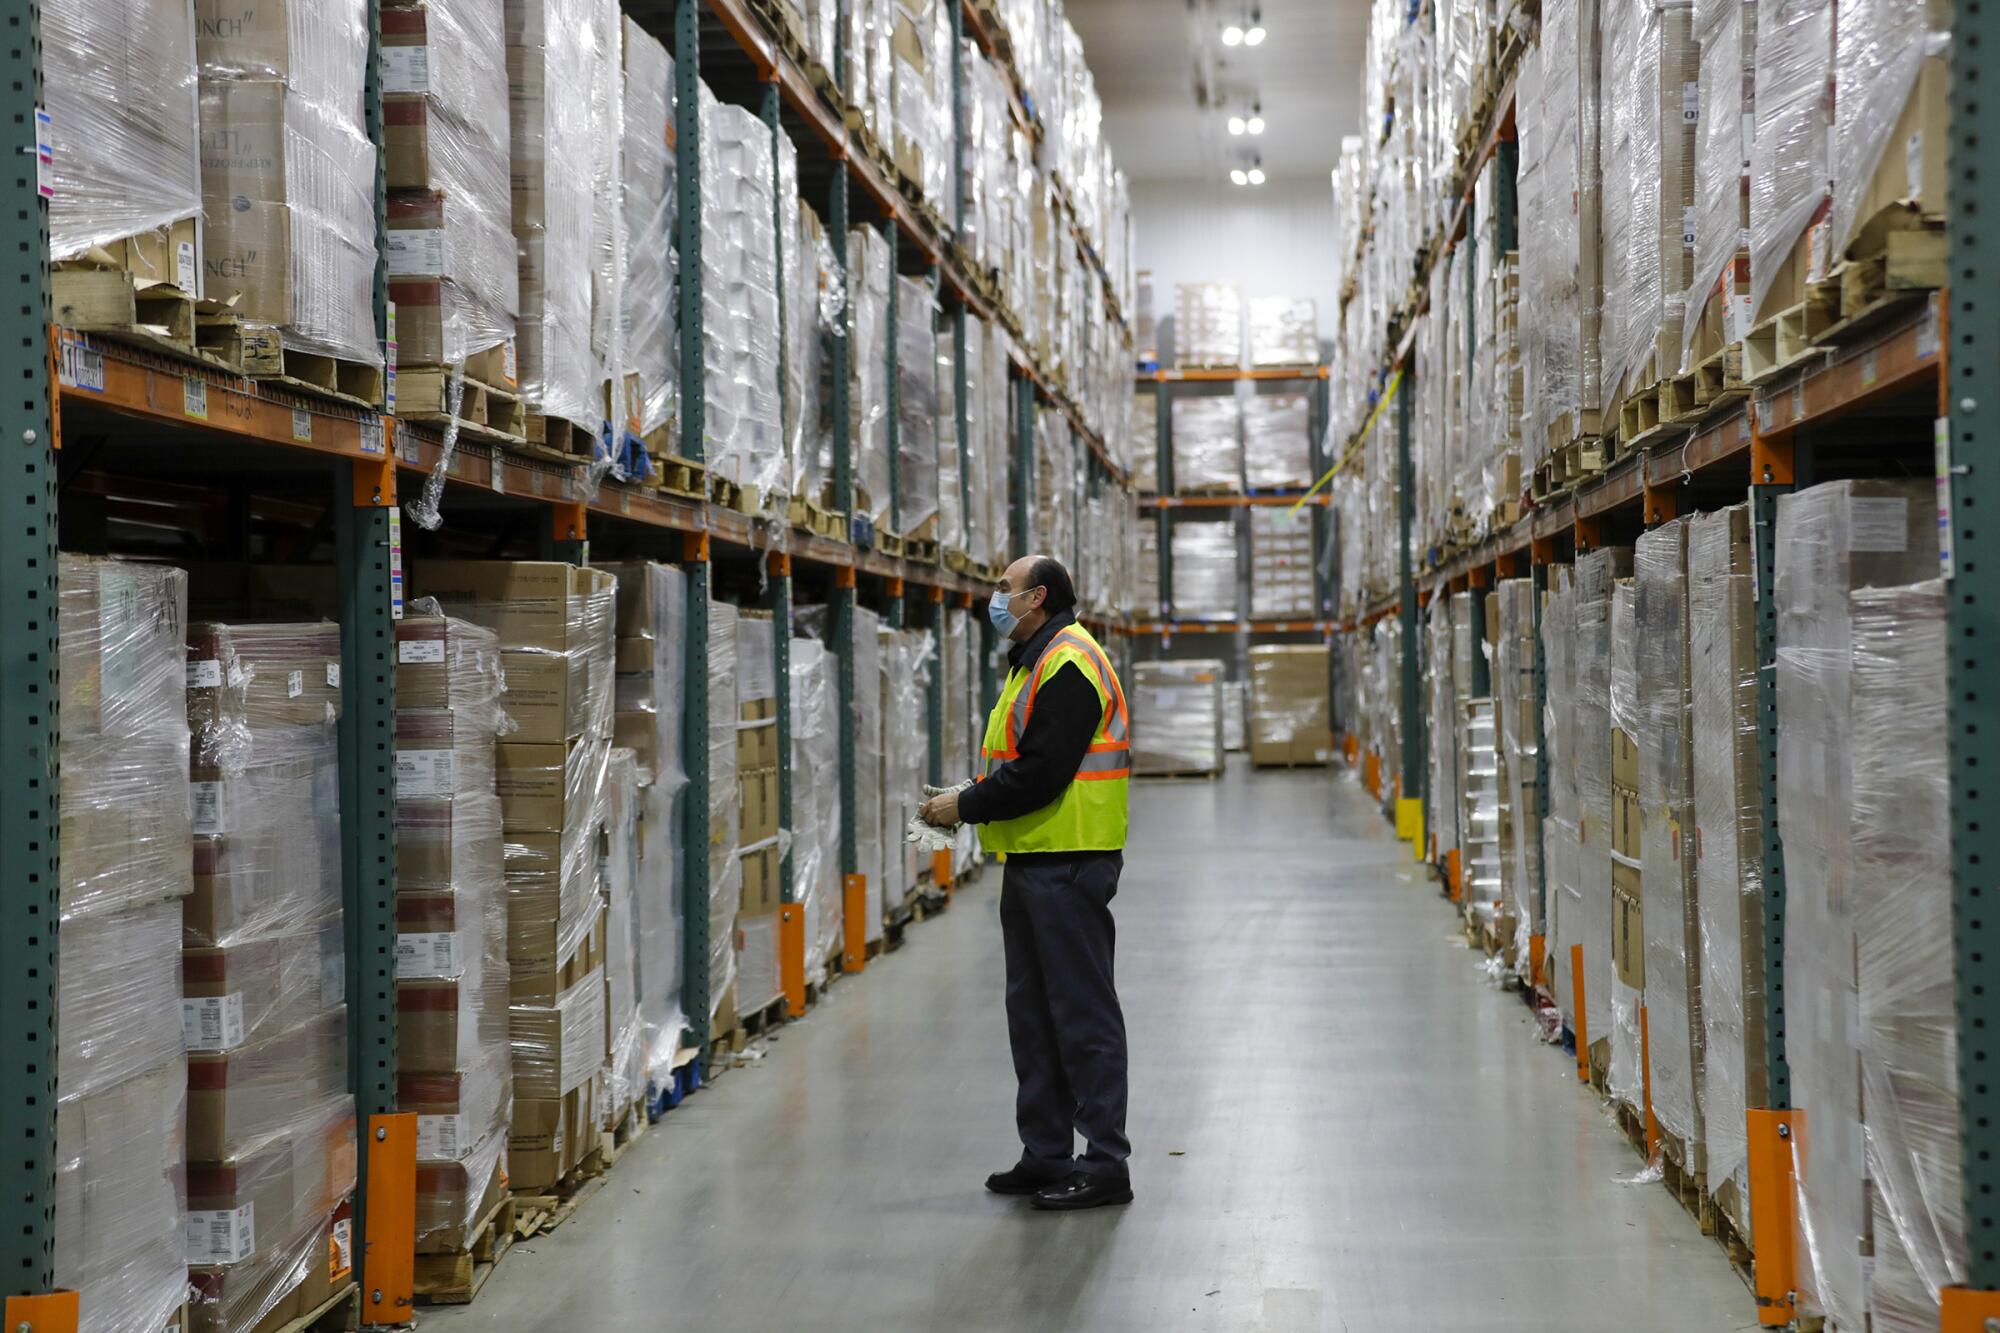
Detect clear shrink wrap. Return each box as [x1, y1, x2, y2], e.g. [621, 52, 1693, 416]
[1248, 646, 1331, 767]
[507, 0, 618, 431]
[1606, 579, 1644, 1110]
[47, 0, 202, 267]
[1243, 394, 1313, 490]
[849, 226, 893, 526]
[620, 20, 678, 441]
[1776, 479, 1935, 1328]
[895, 275, 941, 535]
[56, 557, 192, 1333]
[382, 0, 519, 369]
[1174, 282, 1243, 369]
[1223, 681, 1246, 753]
[1132, 390, 1160, 493]
[1541, 564, 1582, 1032]
[1831, 0, 1948, 253]
[699, 86, 783, 496]
[1170, 396, 1242, 494]
[1851, 579, 1964, 1330]
[1454, 596, 1504, 923]
[880, 628, 933, 907]
[197, 0, 382, 366]
[1137, 523, 1162, 620]
[509, 967, 607, 1100]
[1572, 551, 1629, 1071]
[852, 606, 886, 940]
[1170, 521, 1240, 622]
[1427, 601, 1462, 863]
[1494, 578, 1543, 972]
[936, 308, 964, 552]
[185, 1093, 356, 1333]
[1132, 660, 1225, 776]
[1636, 520, 1702, 1156]
[1690, 503, 1765, 1234]
[1248, 298, 1318, 368]
[891, 0, 949, 212]
[1687, 0, 1758, 353]
[600, 749, 645, 1116]
[706, 599, 741, 1014]
[791, 639, 844, 973]
[941, 613, 970, 787]
[1749, 0, 1831, 316]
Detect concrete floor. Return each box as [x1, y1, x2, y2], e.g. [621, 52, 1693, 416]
[426, 760, 1757, 1332]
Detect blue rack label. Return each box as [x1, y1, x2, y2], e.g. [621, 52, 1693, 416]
[360, 415, 386, 456]
[57, 333, 103, 393]
[34, 107, 51, 199]
[388, 507, 405, 620]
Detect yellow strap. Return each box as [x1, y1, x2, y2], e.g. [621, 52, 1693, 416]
[1287, 367, 1403, 518]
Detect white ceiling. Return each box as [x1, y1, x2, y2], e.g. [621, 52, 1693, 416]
[1065, 0, 1371, 184]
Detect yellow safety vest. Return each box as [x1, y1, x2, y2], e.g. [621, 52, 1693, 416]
[977, 623, 1130, 854]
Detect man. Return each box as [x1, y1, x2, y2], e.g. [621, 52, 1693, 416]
[919, 554, 1132, 1211]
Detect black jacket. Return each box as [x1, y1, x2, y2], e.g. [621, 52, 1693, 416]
[956, 609, 1102, 827]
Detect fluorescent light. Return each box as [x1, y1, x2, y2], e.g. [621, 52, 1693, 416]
[1227, 116, 1246, 135]
[1247, 167, 1266, 184]
[1230, 169, 1249, 186]
[1247, 115, 1265, 135]
[1222, 24, 1244, 44]
[1244, 24, 1266, 43]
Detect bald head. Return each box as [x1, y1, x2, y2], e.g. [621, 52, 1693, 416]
[995, 554, 1077, 642]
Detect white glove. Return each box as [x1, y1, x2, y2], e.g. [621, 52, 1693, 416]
[905, 815, 956, 853]
[921, 779, 974, 799]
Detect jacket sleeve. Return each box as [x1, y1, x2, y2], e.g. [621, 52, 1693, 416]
[956, 662, 1100, 825]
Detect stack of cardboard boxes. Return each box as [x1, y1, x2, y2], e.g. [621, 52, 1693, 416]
[1246, 646, 1332, 768]
[392, 610, 512, 1256]
[706, 600, 743, 1033]
[183, 621, 356, 1333]
[410, 561, 614, 1190]
[54, 559, 195, 1333]
[735, 613, 784, 1016]
[599, 749, 645, 1124]
[1606, 581, 1645, 1109]
[1249, 507, 1316, 619]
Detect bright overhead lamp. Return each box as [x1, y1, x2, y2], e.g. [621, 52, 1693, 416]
[1247, 115, 1265, 135]
[1222, 24, 1244, 44]
[1230, 168, 1249, 186]
[1227, 115, 1246, 135]
[1244, 24, 1266, 44]
[1247, 167, 1266, 185]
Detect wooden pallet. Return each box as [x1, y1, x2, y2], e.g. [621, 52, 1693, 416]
[1805, 222, 1945, 349]
[1658, 1131, 1715, 1237]
[52, 267, 201, 356]
[397, 365, 528, 445]
[524, 412, 600, 461]
[1616, 378, 1690, 452]
[711, 992, 788, 1061]
[707, 473, 763, 515]
[599, 1097, 648, 1167]
[787, 495, 849, 541]
[652, 452, 708, 501]
[512, 1157, 610, 1241]
[1693, 342, 1748, 411]
[414, 1192, 516, 1306]
[274, 1282, 360, 1333]
[1134, 767, 1222, 781]
[1532, 435, 1608, 500]
[1743, 302, 1829, 385]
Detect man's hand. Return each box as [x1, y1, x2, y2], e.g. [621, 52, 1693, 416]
[919, 790, 960, 827]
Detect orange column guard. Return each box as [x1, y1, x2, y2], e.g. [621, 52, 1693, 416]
[931, 849, 953, 898]
[3, 1293, 78, 1333]
[1570, 944, 1590, 1083]
[1746, 1108, 1802, 1326]
[1940, 1288, 2000, 1331]
[842, 873, 868, 973]
[1639, 1005, 1659, 1165]
[360, 1112, 416, 1326]
[779, 902, 807, 1018]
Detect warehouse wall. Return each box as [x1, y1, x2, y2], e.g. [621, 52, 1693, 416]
[1131, 175, 1338, 353]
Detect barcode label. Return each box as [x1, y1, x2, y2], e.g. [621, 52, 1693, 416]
[57, 334, 104, 392]
[181, 993, 247, 1051]
[1681, 81, 1699, 122]
[187, 659, 223, 689]
[183, 377, 208, 420]
[385, 228, 446, 277]
[186, 1204, 256, 1264]
[396, 748, 455, 796]
[417, 1113, 467, 1161]
[396, 930, 457, 979]
[292, 409, 313, 443]
[329, 1217, 353, 1279]
[191, 781, 224, 835]
[287, 669, 303, 698]
[399, 639, 446, 664]
[326, 662, 340, 688]
[382, 45, 432, 94]
[360, 416, 385, 456]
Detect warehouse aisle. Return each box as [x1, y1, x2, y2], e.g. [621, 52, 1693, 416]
[427, 762, 1754, 1332]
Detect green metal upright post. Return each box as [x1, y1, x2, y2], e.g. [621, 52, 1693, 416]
[1010, 374, 1033, 554]
[674, 0, 713, 1048]
[1396, 369, 1424, 814]
[1750, 461, 1796, 1110]
[829, 174, 858, 884]
[1531, 559, 1550, 947]
[1155, 379, 1172, 613]
[928, 604, 945, 787]
[769, 568, 794, 897]
[1945, 0, 2000, 1289]
[886, 226, 901, 539]
[0, 0, 58, 1291]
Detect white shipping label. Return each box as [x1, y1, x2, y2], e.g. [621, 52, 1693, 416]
[1681, 81, 1700, 123]
[186, 1204, 255, 1265]
[396, 930, 457, 979]
[1151, 687, 1179, 711]
[190, 780, 224, 836]
[327, 663, 340, 689]
[95, 567, 140, 700]
[398, 639, 446, 664]
[287, 669, 303, 698]
[330, 1216, 353, 1277]
[1906, 130, 1924, 202]
[397, 748, 455, 796]
[384, 228, 446, 277]
[321, 948, 345, 1005]
[1849, 496, 1909, 552]
[176, 240, 197, 295]
[1681, 206, 1696, 250]
[417, 1113, 467, 1161]
[182, 993, 247, 1051]
[382, 45, 432, 94]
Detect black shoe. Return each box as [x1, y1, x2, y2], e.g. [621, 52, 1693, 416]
[985, 1163, 1068, 1196]
[1030, 1171, 1134, 1211]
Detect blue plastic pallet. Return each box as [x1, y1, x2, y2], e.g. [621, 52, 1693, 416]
[644, 1057, 703, 1123]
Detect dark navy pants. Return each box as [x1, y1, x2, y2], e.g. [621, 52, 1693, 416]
[1000, 850, 1130, 1179]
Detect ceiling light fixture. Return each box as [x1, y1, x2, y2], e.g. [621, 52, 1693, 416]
[1222, 24, 1244, 45]
[1227, 115, 1246, 135]
[1245, 6, 1266, 44]
[1247, 115, 1265, 135]
[1230, 168, 1249, 186]
[1248, 166, 1266, 185]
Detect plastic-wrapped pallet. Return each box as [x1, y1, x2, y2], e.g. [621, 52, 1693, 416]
[1454, 597, 1504, 926]
[1243, 394, 1313, 490]
[1636, 520, 1702, 1167]
[382, 0, 519, 375]
[706, 598, 742, 1021]
[896, 275, 941, 536]
[1776, 479, 1935, 1329]
[54, 560, 192, 1333]
[849, 226, 893, 528]
[1248, 297, 1318, 368]
[1831, 0, 1948, 258]
[1174, 282, 1242, 369]
[1748, 0, 1831, 319]
[1427, 602, 1461, 862]
[1492, 580, 1542, 975]
[183, 620, 354, 1333]
[600, 748, 644, 1123]
[1171, 521, 1240, 622]
[1851, 579, 1964, 1330]
[1687, 0, 1758, 355]
[1571, 551, 1630, 1083]
[700, 86, 783, 499]
[1137, 523, 1162, 620]
[1606, 579, 1644, 1112]
[791, 638, 844, 974]
[852, 606, 886, 941]
[1132, 660, 1224, 776]
[1689, 504, 1765, 1238]
[1171, 396, 1242, 493]
[1222, 681, 1246, 753]
[47, 0, 201, 276]
[733, 612, 782, 1013]
[891, 0, 949, 213]
[1132, 390, 1160, 492]
[1540, 563, 1581, 1043]
[1249, 507, 1316, 618]
[878, 627, 932, 913]
[621, 21, 678, 444]
[197, 0, 383, 371]
[1250, 645, 1331, 768]
[979, 319, 1013, 569]
[390, 609, 511, 1256]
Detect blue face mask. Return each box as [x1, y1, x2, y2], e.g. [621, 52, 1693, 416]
[989, 589, 1021, 635]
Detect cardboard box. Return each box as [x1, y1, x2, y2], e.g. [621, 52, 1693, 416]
[495, 740, 595, 832]
[1611, 782, 1643, 860]
[395, 791, 501, 892]
[1612, 863, 1645, 988]
[415, 1152, 505, 1254]
[500, 649, 592, 745]
[739, 844, 781, 915]
[186, 621, 342, 733]
[186, 1009, 349, 1161]
[1610, 727, 1640, 791]
[182, 916, 345, 1052]
[736, 718, 779, 770]
[394, 613, 502, 712]
[507, 899, 601, 1006]
[1247, 645, 1332, 766]
[194, 0, 324, 82]
[509, 1071, 599, 1189]
[408, 561, 613, 654]
[738, 766, 779, 845]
